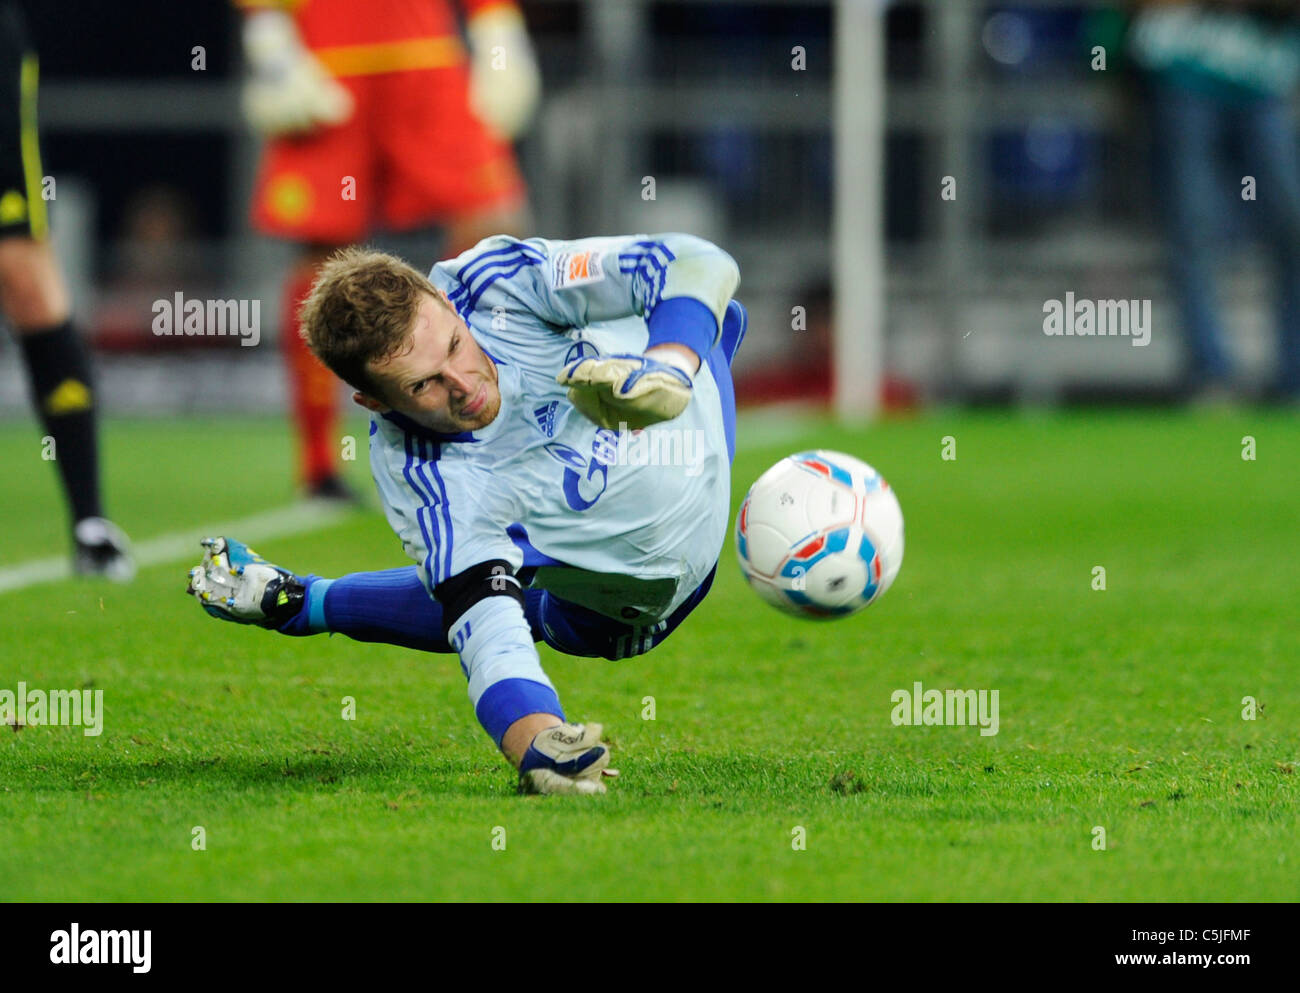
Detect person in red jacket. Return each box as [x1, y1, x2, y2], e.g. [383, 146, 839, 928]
[235, 0, 537, 498]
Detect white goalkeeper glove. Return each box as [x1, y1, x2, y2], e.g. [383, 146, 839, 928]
[466, 4, 540, 139]
[186, 537, 306, 629]
[557, 352, 696, 431]
[241, 9, 353, 136]
[518, 722, 619, 795]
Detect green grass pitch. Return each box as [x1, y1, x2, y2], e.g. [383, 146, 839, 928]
[0, 408, 1296, 901]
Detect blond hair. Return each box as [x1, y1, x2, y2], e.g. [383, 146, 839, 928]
[298, 247, 447, 399]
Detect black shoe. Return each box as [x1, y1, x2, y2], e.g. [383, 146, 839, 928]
[73, 517, 136, 582]
[307, 475, 361, 504]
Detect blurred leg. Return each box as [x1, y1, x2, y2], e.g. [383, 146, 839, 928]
[281, 245, 348, 493]
[0, 236, 103, 526]
[1238, 97, 1300, 396]
[0, 15, 130, 577]
[1146, 80, 1234, 387]
[0, 231, 66, 325]
[248, 72, 372, 495]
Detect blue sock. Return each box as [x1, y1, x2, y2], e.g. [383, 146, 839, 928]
[278, 567, 451, 651]
[278, 566, 548, 653]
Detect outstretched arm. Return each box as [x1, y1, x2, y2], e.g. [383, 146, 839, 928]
[440, 233, 742, 429]
[540, 235, 741, 429]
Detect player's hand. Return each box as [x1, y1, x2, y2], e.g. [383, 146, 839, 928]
[240, 10, 353, 136]
[518, 722, 619, 796]
[466, 5, 540, 139]
[557, 353, 694, 431]
[185, 537, 305, 629]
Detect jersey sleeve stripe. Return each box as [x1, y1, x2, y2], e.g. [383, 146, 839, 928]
[447, 285, 471, 320]
[400, 434, 442, 589]
[416, 438, 455, 584]
[443, 244, 545, 319]
[429, 442, 454, 584]
[411, 439, 442, 584]
[630, 239, 677, 268]
[458, 242, 545, 294]
[418, 505, 440, 588]
[618, 250, 671, 311]
[618, 240, 677, 311]
[466, 257, 544, 313]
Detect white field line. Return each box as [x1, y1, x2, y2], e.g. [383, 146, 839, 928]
[0, 499, 355, 595]
[0, 407, 824, 595]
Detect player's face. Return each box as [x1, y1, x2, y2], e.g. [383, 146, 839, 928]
[358, 292, 501, 433]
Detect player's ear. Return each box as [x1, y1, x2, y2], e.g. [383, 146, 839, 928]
[352, 391, 388, 414]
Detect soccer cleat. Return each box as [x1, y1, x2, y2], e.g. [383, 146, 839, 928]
[185, 536, 305, 628]
[73, 517, 136, 583]
[307, 474, 362, 504]
[518, 722, 619, 796]
[557, 354, 694, 431]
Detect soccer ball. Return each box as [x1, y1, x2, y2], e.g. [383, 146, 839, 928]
[735, 450, 904, 619]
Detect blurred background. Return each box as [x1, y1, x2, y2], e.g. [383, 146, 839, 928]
[1, 0, 1298, 422]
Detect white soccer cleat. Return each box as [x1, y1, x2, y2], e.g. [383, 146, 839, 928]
[518, 722, 619, 795]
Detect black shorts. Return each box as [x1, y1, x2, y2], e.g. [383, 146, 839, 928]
[0, 1, 47, 241]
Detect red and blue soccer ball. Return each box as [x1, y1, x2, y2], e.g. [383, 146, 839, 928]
[735, 450, 904, 619]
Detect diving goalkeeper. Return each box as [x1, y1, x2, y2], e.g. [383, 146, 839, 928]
[185, 233, 745, 795]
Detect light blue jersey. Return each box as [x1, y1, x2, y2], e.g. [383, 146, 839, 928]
[369, 233, 741, 628]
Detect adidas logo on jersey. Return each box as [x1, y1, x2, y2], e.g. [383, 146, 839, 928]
[533, 401, 559, 437]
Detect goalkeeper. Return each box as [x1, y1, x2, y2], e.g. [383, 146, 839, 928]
[186, 233, 746, 795]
